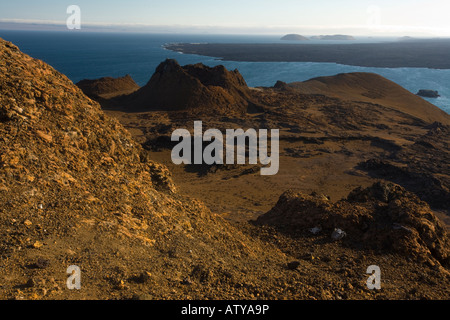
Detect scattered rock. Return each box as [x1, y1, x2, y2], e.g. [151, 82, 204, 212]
[114, 280, 128, 291]
[191, 265, 212, 283]
[274, 81, 290, 90]
[32, 241, 43, 249]
[23, 279, 35, 288]
[309, 226, 322, 235]
[417, 90, 440, 98]
[35, 258, 50, 269]
[35, 130, 53, 143]
[331, 228, 346, 241]
[130, 271, 152, 284]
[287, 261, 301, 270]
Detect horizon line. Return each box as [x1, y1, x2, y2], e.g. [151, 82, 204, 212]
[1, 19, 450, 37]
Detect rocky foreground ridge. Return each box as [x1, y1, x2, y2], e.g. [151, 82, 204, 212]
[0, 38, 287, 300]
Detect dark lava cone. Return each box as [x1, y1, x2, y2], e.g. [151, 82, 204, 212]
[76, 74, 140, 99]
[125, 59, 254, 115]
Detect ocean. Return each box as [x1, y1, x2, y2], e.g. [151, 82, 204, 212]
[1, 30, 449, 114]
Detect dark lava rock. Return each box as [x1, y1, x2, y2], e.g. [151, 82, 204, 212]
[274, 80, 289, 90]
[124, 59, 254, 116]
[287, 261, 301, 270]
[417, 90, 440, 98]
[256, 182, 450, 267]
[35, 258, 50, 269]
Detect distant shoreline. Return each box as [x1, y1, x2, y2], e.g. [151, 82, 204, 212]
[165, 40, 450, 69]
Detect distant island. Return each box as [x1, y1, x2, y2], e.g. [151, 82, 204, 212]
[281, 34, 309, 41]
[280, 34, 354, 41]
[310, 34, 355, 40]
[398, 36, 415, 41]
[165, 39, 450, 69]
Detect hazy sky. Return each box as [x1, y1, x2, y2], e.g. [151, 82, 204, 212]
[1, 0, 450, 36]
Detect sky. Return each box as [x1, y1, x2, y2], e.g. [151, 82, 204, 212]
[1, 0, 450, 36]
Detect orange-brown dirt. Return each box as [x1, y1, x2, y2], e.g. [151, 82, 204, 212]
[289, 72, 450, 125]
[1, 39, 450, 300]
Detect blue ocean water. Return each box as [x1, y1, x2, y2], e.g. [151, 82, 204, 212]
[1, 30, 449, 114]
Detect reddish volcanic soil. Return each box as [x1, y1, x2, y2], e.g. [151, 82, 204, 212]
[100, 62, 450, 227]
[1, 41, 450, 300]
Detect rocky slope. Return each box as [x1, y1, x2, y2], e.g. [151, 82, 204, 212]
[289, 72, 450, 125]
[1, 38, 450, 300]
[0, 38, 289, 300]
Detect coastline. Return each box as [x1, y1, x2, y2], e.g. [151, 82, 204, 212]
[165, 40, 450, 69]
